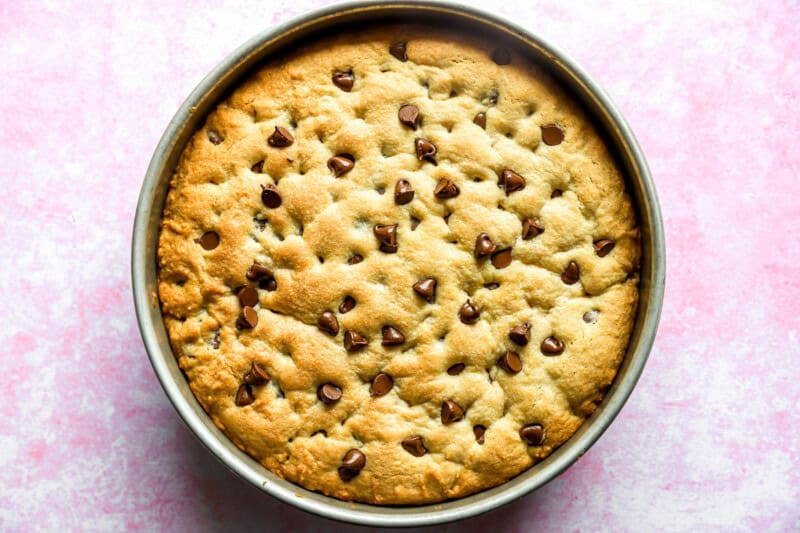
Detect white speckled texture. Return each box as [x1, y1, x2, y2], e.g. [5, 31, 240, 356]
[0, 0, 798, 530]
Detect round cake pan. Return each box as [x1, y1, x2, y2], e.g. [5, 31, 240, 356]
[132, 1, 665, 527]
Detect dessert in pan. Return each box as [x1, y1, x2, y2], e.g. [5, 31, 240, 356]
[157, 25, 640, 505]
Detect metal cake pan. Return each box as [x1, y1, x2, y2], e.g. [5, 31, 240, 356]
[132, 1, 665, 527]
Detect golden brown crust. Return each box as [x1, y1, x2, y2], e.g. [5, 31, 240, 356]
[157, 25, 640, 505]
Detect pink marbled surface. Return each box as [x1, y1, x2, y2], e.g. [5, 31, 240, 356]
[1, 0, 798, 530]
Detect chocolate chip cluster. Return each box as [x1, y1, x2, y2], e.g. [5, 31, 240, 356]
[193, 40, 621, 483]
[160, 26, 639, 503]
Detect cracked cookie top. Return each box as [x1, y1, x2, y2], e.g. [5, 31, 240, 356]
[157, 24, 640, 505]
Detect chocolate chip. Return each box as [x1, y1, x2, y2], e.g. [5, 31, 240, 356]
[541, 336, 565, 355]
[394, 179, 415, 204]
[522, 218, 544, 240]
[254, 217, 268, 232]
[541, 124, 564, 146]
[332, 70, 354, 92]
[370, 373, 393, 397]
[268, 126, 293, 147]
[339, 296, 356, 314]
[473, 112, 487, 129]
[338, 449, 366, 481]
[482, 88, 499, 106]
[561, 261, 580, 284]
[261, 184, 282, 208]
[317, 383, 342, 404]
[381, 325, 405, 346]
[373, 224, 398, 253]
[251, 160, 264, 173]
[498, 351, 522, 374]
[551, 189, 563, 198]
[198, 231, 219, 250]
[441, 400, 465, 424]
[317, 311, 339, 336]
[348, 254, 363, 265]
[376, 186, 386, 194]
[473, 425, 486, 444]
[434, 178, 459, 199]
[509, 323, 531, 346]
[207, 130, 223, 145]
[243, 361, 270, 385]
[593, 239, 616, 257]
[520, 424, 544, 445]
[484, 282, 500, 290]
[398, 104, 419, 129]
[328, 154, 355, 177]
[491, 48, 511, 65]
[237, 306, 258, 330]
[491, 248, 512, 269]
[583, 309, 599, 324]
[246, 262, 273, 281]
[458, 299, 480, 324]
[474, 233, 497, 258]
[390, 41, 408, 61]
[234, 384, 254, 406]
[499, 169, 526, 194]
[344, 330, 368, 353]
[410, 217, 420, 230]
[447, 363, 465, 375]
[401, 436, 427, 457]
[261, 278, 277, 291]
[237, 286, 259, 307]
[414, 138, 437, 161]
[412, 277, 437, 303]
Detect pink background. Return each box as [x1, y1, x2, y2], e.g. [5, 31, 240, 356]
[1, 0, 798, 530]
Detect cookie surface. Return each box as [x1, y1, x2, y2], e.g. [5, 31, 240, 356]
[157, 25, 640, 505]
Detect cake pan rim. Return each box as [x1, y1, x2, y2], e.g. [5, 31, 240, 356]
[132, 0, 665, 527]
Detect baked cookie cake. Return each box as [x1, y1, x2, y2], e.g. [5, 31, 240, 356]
[157, 25, 641, 505]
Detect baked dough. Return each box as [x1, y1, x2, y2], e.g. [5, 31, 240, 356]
[157, 25, 640, 504]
